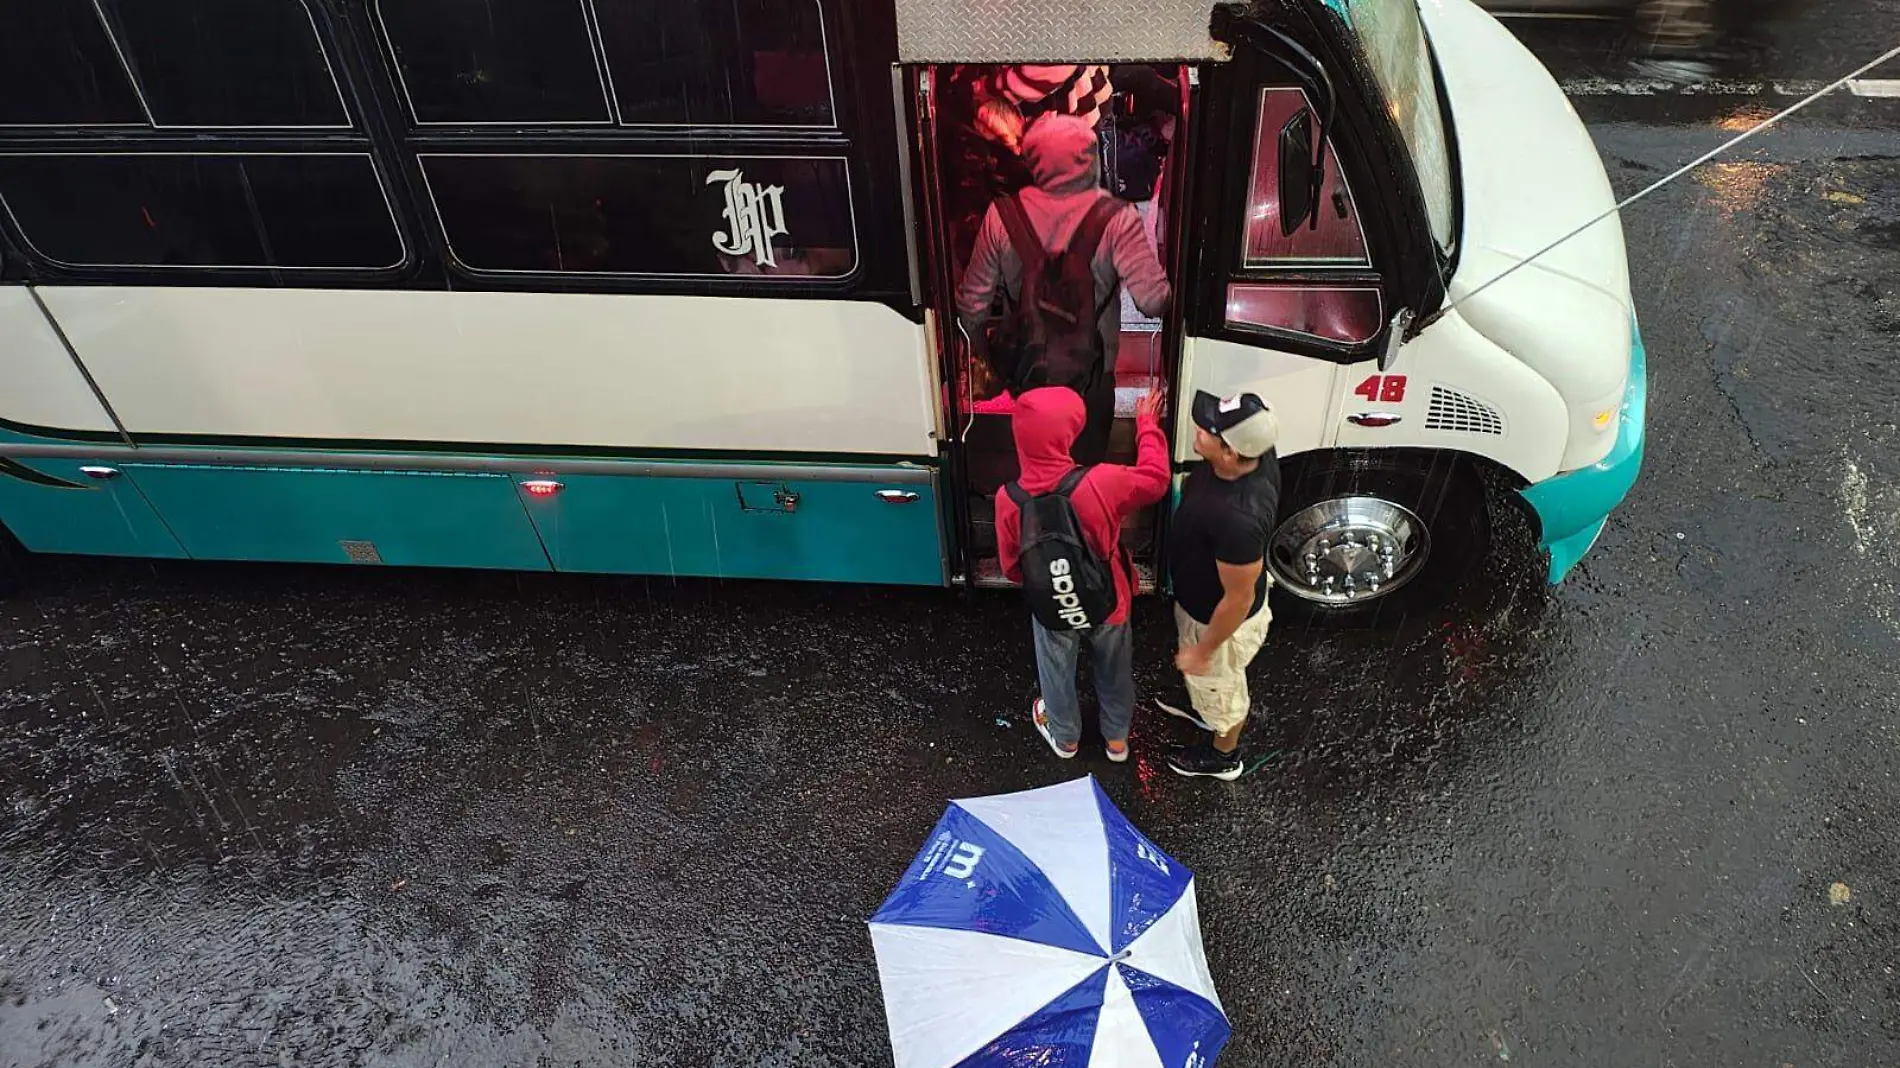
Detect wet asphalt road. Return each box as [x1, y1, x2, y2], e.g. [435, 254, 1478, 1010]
[6, 19, 1900, 1068]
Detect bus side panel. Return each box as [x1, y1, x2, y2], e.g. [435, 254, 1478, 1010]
[0, 447, 188, 558]
[0, 288, 187, 557]
[35, 287, 939, 458]
[120, 465, 553, 572]
[1333, 311, 1567, 482]
[516, 470, 945, 586]
[0, 286, 117, 435]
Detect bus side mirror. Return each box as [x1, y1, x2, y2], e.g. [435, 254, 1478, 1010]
[1277, 108, 1319, 237]
[1380, 308, 1415, 372]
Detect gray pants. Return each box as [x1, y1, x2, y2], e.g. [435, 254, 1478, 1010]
[1031, 618, 1135, 747]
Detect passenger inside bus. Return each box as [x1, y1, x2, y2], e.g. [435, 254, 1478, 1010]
[935, 63, 1187, 577]
[956, 114, 1171, 463]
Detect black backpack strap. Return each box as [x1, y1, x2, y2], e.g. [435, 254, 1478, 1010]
[1066, 195, 1123, 264]
[1073, 196, 1126, 325]
[1012, 469, 1090, 502]
[994, 195, 1046, 273]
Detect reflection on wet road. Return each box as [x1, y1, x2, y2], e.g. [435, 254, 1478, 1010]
[5, 20, 1900, 1068]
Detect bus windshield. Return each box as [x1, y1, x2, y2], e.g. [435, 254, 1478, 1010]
[1339, 0, 1457, 252]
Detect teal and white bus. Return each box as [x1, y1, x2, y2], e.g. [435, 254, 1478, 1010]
[0, 0, 1644, 614]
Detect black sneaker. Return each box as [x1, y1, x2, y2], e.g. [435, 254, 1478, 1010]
[1149, 694, 1212, 733]
[1166, 743, 1244, 781]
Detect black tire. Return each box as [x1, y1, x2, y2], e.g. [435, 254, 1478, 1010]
[1266, 450, 1490, 626]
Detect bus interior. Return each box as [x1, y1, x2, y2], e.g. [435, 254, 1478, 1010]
[918, 63, 1193, 586]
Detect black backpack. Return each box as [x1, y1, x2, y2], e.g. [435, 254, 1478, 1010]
[990, 194, 1122, 396]
[1109, 121, 1168, 202]
[1007, 467, 1117, 632]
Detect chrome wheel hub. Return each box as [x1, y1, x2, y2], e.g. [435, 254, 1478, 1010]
[1269, 496, 1430, 604]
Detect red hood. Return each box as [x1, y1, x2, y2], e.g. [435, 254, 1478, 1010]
[1023, 115, 1100, 195]
[1013, 387, 1085, 492]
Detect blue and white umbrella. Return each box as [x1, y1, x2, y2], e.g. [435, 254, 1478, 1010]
[869, 776, 1230, 1068]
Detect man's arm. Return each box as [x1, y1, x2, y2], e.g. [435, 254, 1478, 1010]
[1178, 558, 1263, 675]
[1107, 208, 1171, 320]
[956, 205, 1007, 360]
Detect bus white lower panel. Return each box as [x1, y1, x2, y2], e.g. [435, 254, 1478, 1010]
[32, 287, 938, 456]
[0, 286, 117, 435]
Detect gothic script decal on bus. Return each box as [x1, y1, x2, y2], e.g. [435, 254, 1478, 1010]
[708, 168, 790, 268]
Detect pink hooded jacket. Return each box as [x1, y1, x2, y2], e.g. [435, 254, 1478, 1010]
[995, 387, 1169, 625]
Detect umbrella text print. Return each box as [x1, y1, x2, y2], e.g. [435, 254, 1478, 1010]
[913, 831, 989, 884]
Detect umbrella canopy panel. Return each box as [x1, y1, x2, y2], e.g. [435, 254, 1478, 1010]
[869, 777, 1230, 1068]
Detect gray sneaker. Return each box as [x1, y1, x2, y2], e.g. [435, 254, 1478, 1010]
[1031, 699, 1079, 759]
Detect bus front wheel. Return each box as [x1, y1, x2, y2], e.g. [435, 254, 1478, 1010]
[1266, 451, 1489, 622]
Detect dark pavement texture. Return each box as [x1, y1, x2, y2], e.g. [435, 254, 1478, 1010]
[4, 14, 1900, 1068]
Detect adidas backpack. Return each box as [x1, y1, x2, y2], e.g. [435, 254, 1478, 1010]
[1007, 467, 1116, 631]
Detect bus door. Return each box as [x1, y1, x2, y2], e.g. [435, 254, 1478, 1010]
[908, 62, 1194, 588]
[1174, 11, 1410, 470]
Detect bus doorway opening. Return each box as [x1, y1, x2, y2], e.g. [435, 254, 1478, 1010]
[916, 63, 1193, 588]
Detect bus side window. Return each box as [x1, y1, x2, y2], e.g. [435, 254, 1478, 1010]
[594, 0, 835, 127]
[0, 154, 404, 271]
[419, 154, 856, 278]
[0, 0, 145, 126]
[377, 0, 611, 124]
[376, 0, 836, 129]
[1224, 86, 1383, 346]
[96, 0, 348, 127]
[1, 0, 345, 128]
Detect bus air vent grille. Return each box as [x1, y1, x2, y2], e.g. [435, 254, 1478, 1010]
[1424, 386, 1505, 436]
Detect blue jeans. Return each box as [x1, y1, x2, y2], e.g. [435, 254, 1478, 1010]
[1030, 618, 1135, 747]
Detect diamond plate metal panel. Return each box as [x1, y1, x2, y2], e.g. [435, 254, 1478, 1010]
[896, 0, 1225, 62]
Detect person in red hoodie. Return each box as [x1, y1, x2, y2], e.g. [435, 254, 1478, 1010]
[998, 386, 1170, 761]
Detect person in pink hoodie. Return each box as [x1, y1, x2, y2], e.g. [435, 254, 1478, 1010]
[956, 114, 1172, 465]
[997, 386, 1170, 761]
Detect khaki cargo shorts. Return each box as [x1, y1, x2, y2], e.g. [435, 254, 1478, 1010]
[1173, 600, 1272, 734]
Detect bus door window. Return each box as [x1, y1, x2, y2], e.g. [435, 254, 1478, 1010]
[1226, 86, 1384, 345]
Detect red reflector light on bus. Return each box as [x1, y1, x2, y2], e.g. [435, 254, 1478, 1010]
[521, 479, 564, 497]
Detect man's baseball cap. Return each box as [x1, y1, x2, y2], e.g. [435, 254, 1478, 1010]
[1191, 390, 1281, 459]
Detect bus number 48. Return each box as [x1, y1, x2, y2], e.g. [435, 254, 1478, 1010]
[1354, 375, 1407, 404]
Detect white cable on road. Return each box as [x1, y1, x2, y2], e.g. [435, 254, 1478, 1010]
[1424, 41, 1900, 325]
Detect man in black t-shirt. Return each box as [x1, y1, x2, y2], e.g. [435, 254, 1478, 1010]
[1155, 391, 1282, 781]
